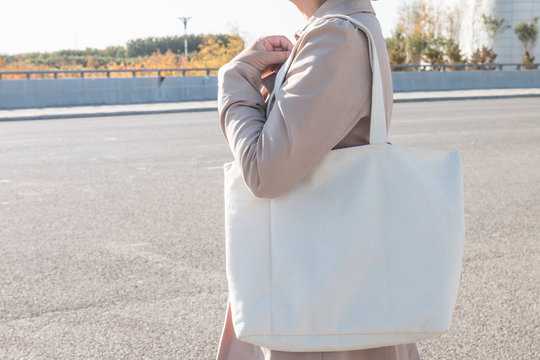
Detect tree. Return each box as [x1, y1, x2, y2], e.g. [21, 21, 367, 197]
[482, 14, 511, 43]
[407, 26, 429, 65]
[385, 28, 407, 69]
[479, 14, 510, 62]
[192, 34, 244, 71]
[140, 49, 181, 76]
[86, 56, 100, 69]
[469, 46, 497, 70]
[126, 35, 204, 57]
[515, 17, 538, 65]
[446, 38, 466, 67]
[445, 7, 462, 42]
[393, 0, 465, 68]
[422, 35, 465, 70]
[1, 32, 245, 76]
[398, 0, 429, 65]
[424, 35, 447, 69]
[104, 46, 126, 59]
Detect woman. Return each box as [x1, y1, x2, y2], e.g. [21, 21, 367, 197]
[217, 0, 421, 359]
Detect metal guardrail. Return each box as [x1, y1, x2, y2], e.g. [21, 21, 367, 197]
[0, 63, 538, 79]
[0, 68, 220, 80]
[391, 63, 540, 71]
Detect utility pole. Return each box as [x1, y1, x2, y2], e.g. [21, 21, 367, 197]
[178, 16, 192, 60]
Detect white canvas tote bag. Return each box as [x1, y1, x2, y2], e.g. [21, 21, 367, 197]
[223, 15, 465, 352]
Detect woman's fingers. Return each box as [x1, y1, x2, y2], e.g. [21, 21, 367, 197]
[231, 35, 294, 73]
[255, 51, 290, 74]
[263, 50, 290, 64]
[259, 36, 294, 52]
[256, 36, 293, 72]
[278, 36, 294, 52]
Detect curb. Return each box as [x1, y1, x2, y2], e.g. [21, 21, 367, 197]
[1, 93, 539, 121]
[393, 93, 540, 103]
[0, 107, 219, 122]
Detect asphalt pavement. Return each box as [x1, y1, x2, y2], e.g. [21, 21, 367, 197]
[0, 98, 539, 359]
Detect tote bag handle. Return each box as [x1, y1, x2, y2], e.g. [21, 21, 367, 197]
[266, 14, 388, 145]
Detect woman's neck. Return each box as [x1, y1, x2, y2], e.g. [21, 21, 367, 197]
[290, 0, 327, 20]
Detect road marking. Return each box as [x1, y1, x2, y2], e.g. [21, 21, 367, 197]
[0, 179, 12, 183]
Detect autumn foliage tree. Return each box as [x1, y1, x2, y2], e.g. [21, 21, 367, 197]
[397, 1, 429, 65]
[0, 33, 245, 78]
[191, 34, 244, 69]
[469, 46, 498, 70]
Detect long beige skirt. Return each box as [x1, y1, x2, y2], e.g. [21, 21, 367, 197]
[216, 303, 421, 360]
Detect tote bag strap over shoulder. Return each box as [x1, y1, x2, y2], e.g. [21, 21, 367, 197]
[266, 14, 388, 145]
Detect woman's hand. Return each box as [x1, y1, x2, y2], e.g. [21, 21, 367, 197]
[233, 36, 294, 78]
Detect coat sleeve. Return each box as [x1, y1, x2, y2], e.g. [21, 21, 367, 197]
[218, 18, 372, 198]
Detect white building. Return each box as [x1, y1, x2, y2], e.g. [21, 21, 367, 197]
[490, 0, 540, 63]
[429, 0, 540, 63]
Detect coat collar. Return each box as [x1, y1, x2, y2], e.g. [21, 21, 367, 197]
[294, 0, 376, 40]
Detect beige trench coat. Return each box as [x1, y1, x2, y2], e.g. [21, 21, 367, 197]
[217, 0, 421, 359]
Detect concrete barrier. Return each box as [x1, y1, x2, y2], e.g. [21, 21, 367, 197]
[1, 70, 539, 109]
[392, 70, 540, 92]
[0, 76, 217, 109]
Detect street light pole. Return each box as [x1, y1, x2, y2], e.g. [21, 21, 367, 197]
[178, 16, 192, 60]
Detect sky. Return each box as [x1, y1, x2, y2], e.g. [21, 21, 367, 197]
[1, 0, 400, 55]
